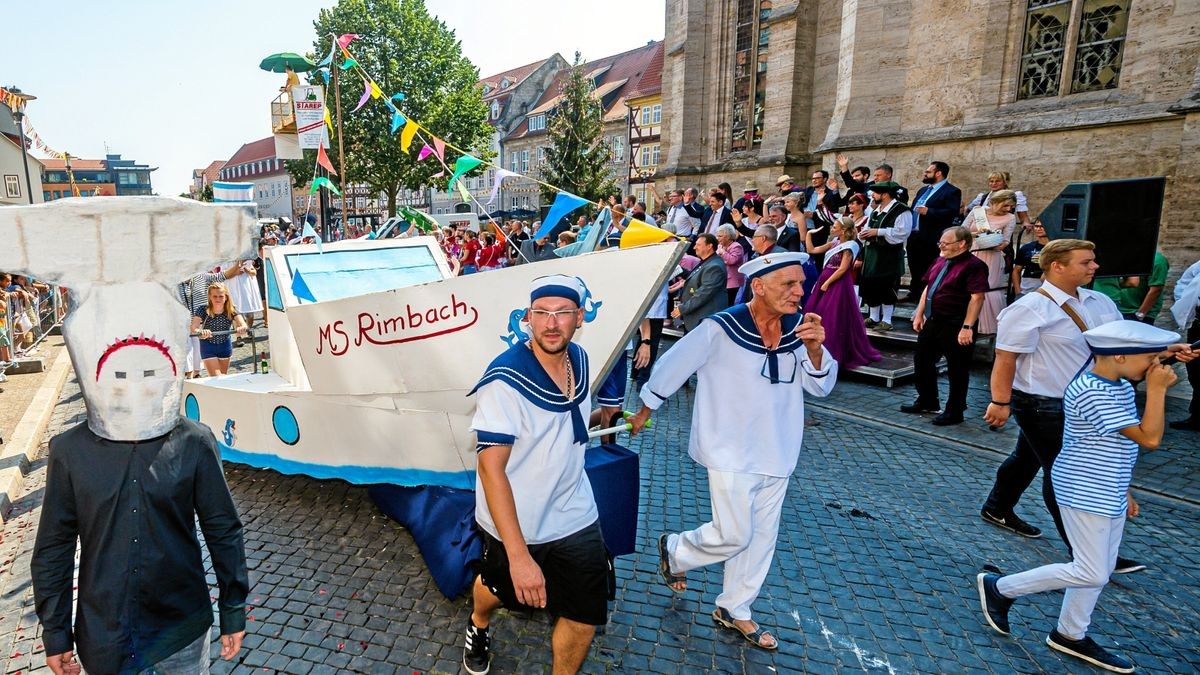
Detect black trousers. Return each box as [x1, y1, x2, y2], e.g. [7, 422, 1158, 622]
[913, 316, 974, 415]
[629, 318, 664, 385]
[982, 390, 1072, 553]
[1188, 319, 1200, 419]
[906, 231, 938, 298]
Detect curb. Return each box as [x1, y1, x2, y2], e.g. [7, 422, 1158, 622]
[0, 347, 72, 522]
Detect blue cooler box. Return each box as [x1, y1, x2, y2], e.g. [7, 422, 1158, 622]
[584, 443, 640, 557]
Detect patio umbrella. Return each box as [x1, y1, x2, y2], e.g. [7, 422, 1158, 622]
[259, 53, 316, 73]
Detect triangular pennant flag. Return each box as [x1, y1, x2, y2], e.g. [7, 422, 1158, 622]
[324, 107, 333, 132]
[417, 144, 434, 161]
[353, 79, 372, 112]
[336, 33, 359, 48]
[313, 68, 328, 83]
[391, 111, 405, 135]
[619, 219, 675, 248]
[447, 155, 482, 193]
[317, 42, 336, 67]
[536, 192, 590, 240]
[391, 93, 406, 103]
[433, 138, 445, 161]
[291, 269, 317, 302]
[301, 219, 325, 254]
[400, 119, 419, 152]
[340, 58, 359, 71]
[487, 168, 518, 206]
[556, 207, 608, 257]
[431, 170, 445, 178]
[456, 179, 472, 203]
[310, 176, 342, 196]
[370, 82, 383, 99]
[316, 145, 337, 175]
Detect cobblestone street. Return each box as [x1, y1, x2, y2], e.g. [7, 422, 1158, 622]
[2, 336, 1198, 673]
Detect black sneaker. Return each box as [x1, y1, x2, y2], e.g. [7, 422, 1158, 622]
[900, 401, 940, 414]
[976, 573, 1013, 635]
[1046, 630, 1134, 673]
[463, 621, 491, 675]
[1112, 557, 1147, 574]
[981, 509, 1042, 538]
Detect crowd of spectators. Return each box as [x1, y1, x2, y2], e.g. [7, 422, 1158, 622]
[0, 272, 61, 382]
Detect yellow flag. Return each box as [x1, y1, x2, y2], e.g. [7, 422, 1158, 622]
[400, 119, 420, 152]
[369, 82, 383, 99]
[456, 179, 471, 203]
[324, 108, 333, 132]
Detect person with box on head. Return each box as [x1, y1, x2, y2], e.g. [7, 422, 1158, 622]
[978, 320, 1187, 675]
[627, 252, 838, 651]
[463, 275, 610, 675]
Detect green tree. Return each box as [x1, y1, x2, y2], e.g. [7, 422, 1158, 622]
[295, 0, 493, 216]
[540, 52, 617, 207]
[200, 184, 214, 202]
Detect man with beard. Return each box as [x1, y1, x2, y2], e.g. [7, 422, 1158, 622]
[463, 275, 610, 675]
[908, 162, 962, 300]
[628, 252, 838, 652]
[858, 182, 912, 331]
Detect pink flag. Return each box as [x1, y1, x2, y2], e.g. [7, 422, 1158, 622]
[417, 144, 434, 161]
[433, 138, 446, 162]
[432, 170, 445, 179]
[337, 33, 359, 49]
[352, 80, 371, 112]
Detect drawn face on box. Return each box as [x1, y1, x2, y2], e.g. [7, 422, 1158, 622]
[66, 283, 190, 440]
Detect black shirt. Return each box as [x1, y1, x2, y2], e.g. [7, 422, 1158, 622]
[1015, 240, 1046, 278]
[32, 419, 248, 674]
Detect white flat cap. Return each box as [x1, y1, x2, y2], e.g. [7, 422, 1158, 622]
[1084, 320, 1179, 355]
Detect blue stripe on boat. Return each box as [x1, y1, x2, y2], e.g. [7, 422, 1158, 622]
[218, 443, 475, 490]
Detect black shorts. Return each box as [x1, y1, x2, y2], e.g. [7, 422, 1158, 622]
[479, 521, 612, 626]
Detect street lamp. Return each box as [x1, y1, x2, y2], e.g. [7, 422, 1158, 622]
[5, 85, 37, 204]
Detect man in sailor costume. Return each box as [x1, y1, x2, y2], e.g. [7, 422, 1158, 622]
[463, 275, 610, 675]
[627, 252, 838, 650]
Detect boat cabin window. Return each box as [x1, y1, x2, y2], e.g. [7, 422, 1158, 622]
[282, 246, 444, 303]
[265, 259, 285, 311]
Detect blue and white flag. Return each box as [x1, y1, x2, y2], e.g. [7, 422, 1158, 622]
[212, 182, 254, 203]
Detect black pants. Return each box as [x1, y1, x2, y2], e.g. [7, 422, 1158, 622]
[982, 390, 1072, 553]
[913, 316, 974, 415]
[906, 231, 938, 298]
[1188, 319, 1200, 419]
[629, 318, 664, 385]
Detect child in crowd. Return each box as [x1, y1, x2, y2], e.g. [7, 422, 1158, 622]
[977, 320, 1183, 674]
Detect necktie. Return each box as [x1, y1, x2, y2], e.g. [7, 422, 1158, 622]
[924, 259, 952, 319]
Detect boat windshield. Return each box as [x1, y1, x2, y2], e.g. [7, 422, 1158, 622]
[282, 245, 444, 303]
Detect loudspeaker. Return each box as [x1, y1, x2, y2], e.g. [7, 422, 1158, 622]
[1037, 177, 1165, 278]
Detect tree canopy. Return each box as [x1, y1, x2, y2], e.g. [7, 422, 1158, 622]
[539, 52, 618, 207]
[289, 0, 492, 216]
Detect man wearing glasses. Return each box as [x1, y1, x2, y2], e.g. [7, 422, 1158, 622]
[904, 226, 988, 426]
[463, 275, 609, 675]
[628, 252, 838, 651]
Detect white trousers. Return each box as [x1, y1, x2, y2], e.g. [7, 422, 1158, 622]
[667, 469, 789, 621]
[996, 506, 1125, 639]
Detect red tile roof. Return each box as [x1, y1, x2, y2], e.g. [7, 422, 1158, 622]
[625, 42, 664, 100]
[480, 58, 551, 101]
[40, 158, 108, 171]
[505, 41, 661, 141]
[225, 137, 278, 167]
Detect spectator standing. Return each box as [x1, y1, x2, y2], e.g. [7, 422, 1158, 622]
[674, 234, 729, 331]
[835, 156, 910, 204]
[1011, 220, 1050, 297]
[778, 196, 806, 253]
[1092, 250, 1169, 323]
[907, 161, 963, 301]
[803, 217, 882, 370]
[800, 171, 843, 261]
[506, 220, 530, 262]
[1170, 256, 1200, 430]
[518, 232, 558, 265]
[859, 182, 912, 331]
[964, 190, 1018, 335]
[460, 230, 482, 275]
[715, 224, 748, 306]
[835, 155, 873, 202]
[903, 226, 988, 426]
[477, 232, 504, 271]
[702, 189, 735, 236]
[662, 190, 691, 236]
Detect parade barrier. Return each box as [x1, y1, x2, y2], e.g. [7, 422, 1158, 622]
[4, 283, 66, 373]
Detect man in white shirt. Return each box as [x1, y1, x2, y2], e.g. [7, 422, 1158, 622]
[628, 252, 837, 651]
[663, 190, 692, 236]
[980, 240, 1195, 572]
[464, 275, 609, 675]
[1170, 257, 1200, 430]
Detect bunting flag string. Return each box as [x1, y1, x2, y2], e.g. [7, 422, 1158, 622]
[316, 144, 337, 175]
[416, 144, 435, 162]
[400, 119, 420, 152]
[390, 111, 405, 135]
[336, 33, 359, 49]
[447, 155, 481, 193]
[537, 192, 590, 240]
[353, 79, 372, 112]
[310, 176, 341, 196]
[340, 58, 359, 71]
[301, 217, 325, 254]
[487, 168, 519, 206]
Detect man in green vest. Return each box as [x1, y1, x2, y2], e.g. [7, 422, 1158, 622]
[859, 182, 912, 331]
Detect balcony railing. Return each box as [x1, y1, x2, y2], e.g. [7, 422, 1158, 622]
[271, 91, 296, 134]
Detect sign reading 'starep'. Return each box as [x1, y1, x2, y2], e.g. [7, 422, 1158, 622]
[316, 294, 479, 356]
[291, 85, 329, 149]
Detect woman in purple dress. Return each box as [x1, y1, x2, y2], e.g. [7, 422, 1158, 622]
[803, 217, 882, 369]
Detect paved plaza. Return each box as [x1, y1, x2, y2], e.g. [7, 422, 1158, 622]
[2, 335, 1198, 674]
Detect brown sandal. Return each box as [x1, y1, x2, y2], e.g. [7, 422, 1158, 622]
[658, 534, 686, 593]
[712, 607, 778, 650]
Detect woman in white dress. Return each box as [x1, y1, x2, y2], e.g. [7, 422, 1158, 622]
[225, 260, 263, 319]
[965, 190, 1018, 335]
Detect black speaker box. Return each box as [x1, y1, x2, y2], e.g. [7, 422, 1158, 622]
[1037, 177, 1165, 278]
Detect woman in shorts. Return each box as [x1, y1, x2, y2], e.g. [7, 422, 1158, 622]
[190, 282, 247, 376]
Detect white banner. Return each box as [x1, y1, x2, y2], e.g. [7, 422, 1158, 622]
[291, 85, 329, 150]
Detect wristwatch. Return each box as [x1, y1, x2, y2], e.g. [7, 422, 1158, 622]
[640, 339, 651, 345]
[961, 324, 973, 330]
[1135, 311, 1146, 320]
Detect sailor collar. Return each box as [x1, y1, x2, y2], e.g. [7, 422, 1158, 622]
[706, 304, 807, 384]
[469, 341, 590, 443]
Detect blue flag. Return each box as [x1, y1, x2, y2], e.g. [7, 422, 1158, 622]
[301, 219, 324, 254]
[536, 192, 590, 241]
[391, 111, 406, 135]
[291, 269, 316, 303]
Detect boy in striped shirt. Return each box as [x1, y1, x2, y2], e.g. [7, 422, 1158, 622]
[976, 320, 1186, 673]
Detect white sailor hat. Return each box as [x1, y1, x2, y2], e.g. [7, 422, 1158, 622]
[530, 274, 586, 306]
[738, 251, 810, 282]
[1083, 320, 1179, 355]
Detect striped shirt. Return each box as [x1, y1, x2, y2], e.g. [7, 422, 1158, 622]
[1052, 373, 1141, 518]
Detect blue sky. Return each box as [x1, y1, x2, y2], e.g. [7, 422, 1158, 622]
[6, 0, 664, 195]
